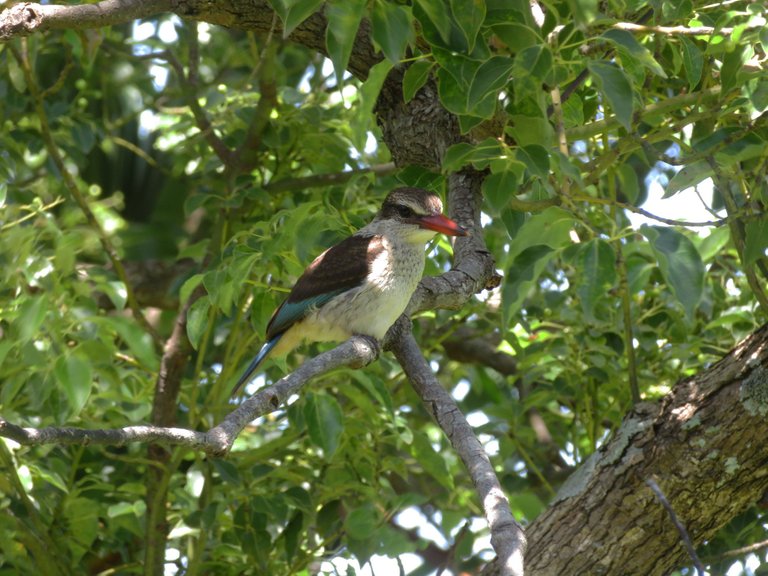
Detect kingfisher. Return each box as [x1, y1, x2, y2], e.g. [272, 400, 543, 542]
[232, 187, 468, 394]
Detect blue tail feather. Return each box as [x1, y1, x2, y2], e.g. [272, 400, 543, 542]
[231, 334, 283, 395]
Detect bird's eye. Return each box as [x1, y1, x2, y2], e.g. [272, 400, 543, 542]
[396, 205, 414, 218]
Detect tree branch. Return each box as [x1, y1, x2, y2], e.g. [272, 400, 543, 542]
[0, 0, 172, 40]
[389, 320, 525, 576]
[263, 162, 398, 193]
[0, 336, 379, 456]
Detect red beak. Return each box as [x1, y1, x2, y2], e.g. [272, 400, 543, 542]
[417, 214, 469, 236]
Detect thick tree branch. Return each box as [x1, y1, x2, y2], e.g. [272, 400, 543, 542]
[0, 336, 379, 455]
[524, 323, 768, 575]
[390, 320, 525, 576]
[0, 0, 171, 40]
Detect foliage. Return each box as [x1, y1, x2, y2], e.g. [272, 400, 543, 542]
[0, 0, 767, 574]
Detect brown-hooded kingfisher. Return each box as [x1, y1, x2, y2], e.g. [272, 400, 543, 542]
[232, 187, 468, 394]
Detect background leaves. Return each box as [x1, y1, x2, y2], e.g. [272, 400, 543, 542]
[1, 0, 768, 574]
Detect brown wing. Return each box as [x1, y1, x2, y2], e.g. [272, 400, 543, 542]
[265, 234, 385, 339]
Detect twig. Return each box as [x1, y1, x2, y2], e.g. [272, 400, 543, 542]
[571, 194, 727, 227]
[0, 336, 380, 456]
[263, 163, 398, 193]
[154, 48, 235, 166]
[389, 321, 525, 576]
[703, 538, 768, 562]
[614, 22, 745, 36]
[565, 87, 722, 141]
[1, 196, 66, 230]
[645, 476, 705, 576]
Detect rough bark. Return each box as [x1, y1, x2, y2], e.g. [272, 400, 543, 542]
[522, 323, 768, 576]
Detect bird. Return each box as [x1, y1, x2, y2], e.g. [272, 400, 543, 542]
[231, 187, 468, 395]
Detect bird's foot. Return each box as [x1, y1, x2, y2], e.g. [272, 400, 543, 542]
[349, 334, 380, 367]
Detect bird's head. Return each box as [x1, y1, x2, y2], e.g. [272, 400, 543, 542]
[375, 187, 469, 243]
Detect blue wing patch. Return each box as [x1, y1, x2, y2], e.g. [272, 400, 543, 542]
[231, 333, 284, 395]
[266, 290, 346, 339]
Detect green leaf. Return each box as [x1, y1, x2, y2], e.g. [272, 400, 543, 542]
[587, 60, 634, 130]
[491, 23, 541, 53]
[515, 144, 550, 178]
[282, 0, 324, 38]
[744, 217, 768, 267]
[482, 167, 524, 213]
[698, 225, 731, 262]
[186, 296, 210, 350]
[27, 463, 69, 493]
[513, 45, 553, 83]
[18, 295, 47, 344]
[601, 29, 667, 78]
[442, 139, 505, 172]
[679, 36, 703, 91]
[326, 0, 367, 82]
[615, 163, 640, 204]
[71, 122, 96, 154]
[403, 60, 434, 102]
[436, 66, 496, 119]
[468, 56, 514, 109]
[371, 0, 412, 63]
[411, 430, 453, 490]
[64, 497, 99, 562]
[720, 45, 747, 94]
[450, 0, 486, 52]
[283, 512, 304, 562]
[304, 392, 344, 458]
[352, 59, 394, 149]
[344, 503, 381, 539]
[94, 316, 158, 370]
[568, 0, 598, 27]
[107, 502, 133, 518]
[664, 161, 711, 197]
[577, 239, 617, 322]
[179, 273, 205, 308]
[55, 353, 92, 418]
[641, 225, 704, 320]
[413, 0, 454, 46]
[507, 206, 575, 259]
[503, 245, 556, 325]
